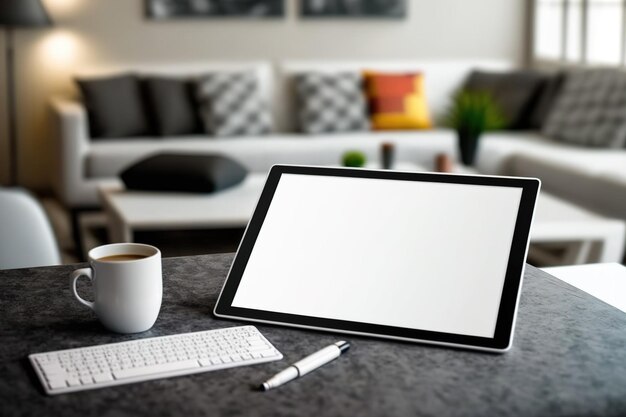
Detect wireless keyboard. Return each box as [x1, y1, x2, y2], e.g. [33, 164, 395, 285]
[29, 325, 283, 395]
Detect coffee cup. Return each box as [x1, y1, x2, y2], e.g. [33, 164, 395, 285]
[70, 243, 162, 333]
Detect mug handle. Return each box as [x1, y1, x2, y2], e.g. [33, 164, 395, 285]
[70, 268, 95, 310]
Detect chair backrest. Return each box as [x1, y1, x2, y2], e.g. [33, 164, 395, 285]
[0, 188, 61, 270]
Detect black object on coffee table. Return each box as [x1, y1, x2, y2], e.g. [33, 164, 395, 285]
[458, 130, 480, 166]
[120, 153, 248, 193]
[380, 142, 395, 169]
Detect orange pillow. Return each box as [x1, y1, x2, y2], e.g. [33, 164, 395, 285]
[363, 71, 432, 130]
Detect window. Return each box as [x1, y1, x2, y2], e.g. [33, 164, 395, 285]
[533, 0, 626, 65]
[566, 0, 583, 61]
[534, 0, 563, 60]
[587, 0, 623, 64]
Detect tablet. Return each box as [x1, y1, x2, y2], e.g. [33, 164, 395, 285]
[214, 165, 540, 352]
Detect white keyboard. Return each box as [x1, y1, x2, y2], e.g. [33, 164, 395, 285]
[29, 326, 282, 395]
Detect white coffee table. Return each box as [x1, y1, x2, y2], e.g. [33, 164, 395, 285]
[99, 175, 268, 243]
[450, 164, 625, 264]
[529, 193, 625, 264]
[100, 169, 625, 264]
[99, 162, 423, 243]
[543, 263, 626, 313]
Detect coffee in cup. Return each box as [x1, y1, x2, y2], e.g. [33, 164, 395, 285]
[97, 254, 149, 262]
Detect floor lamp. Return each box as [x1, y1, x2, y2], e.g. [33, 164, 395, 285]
[0, 0, 52, 186]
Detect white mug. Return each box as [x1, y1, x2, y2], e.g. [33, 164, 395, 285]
[70, 243, 162, 334]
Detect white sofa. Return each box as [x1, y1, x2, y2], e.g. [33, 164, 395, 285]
[51, 60, 626, 226]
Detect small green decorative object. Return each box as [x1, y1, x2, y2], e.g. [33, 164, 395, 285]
[342, 150, 367, 168]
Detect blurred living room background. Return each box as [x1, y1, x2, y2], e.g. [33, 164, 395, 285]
[1, 0, 626, 269]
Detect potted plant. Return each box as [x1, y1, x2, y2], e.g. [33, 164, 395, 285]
[445, 91, 505, 166]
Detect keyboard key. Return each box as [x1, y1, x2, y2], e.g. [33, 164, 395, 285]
[249, 344, 270, 352]
[93, 373, 114, 383]
[198, 358, 213, 367]
[66, 377, 81, 387]
[80, 376, 94, 385]
[41, 363, 65, 376]
[48, 378, 67, 390]
[261, 350, 277, 358]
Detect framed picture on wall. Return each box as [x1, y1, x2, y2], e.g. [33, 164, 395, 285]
[146, 0, 285, 19]
[300, 0, 407, 19]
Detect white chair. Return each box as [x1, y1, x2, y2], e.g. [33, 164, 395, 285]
[0, 188, 61, 269]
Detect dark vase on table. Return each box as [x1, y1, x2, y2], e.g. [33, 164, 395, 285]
[457, 130, 480, 166]
[381, 142, 395, 169]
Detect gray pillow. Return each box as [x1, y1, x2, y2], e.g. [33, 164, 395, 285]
[76, 74, 151, 138]
[196, 72, 272, 137]
[463, 70, 546, 130]
[527, 72, 565, 130]
[542, 69, 626, 148]
[295, 72, 370, 134]
[142, 76, 202, 136]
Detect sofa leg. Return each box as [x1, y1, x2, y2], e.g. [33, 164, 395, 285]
[70, 207, 100, 261]
[70, 209, 85, 261]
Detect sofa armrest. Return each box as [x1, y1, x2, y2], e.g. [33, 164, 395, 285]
[50, 97, 95, 207]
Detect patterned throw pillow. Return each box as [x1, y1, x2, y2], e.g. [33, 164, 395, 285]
[196, 72, 272, 137]
[542, 69, 626, 148]
[295, 72, 370, 134]
[363, 71, 432, 130]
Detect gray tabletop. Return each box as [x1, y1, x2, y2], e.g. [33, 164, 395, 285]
[1, 254, 625, 417]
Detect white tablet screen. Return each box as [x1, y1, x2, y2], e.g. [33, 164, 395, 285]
[232, 173, 523, 338]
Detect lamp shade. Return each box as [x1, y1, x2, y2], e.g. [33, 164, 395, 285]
[0, 0, 52, 27]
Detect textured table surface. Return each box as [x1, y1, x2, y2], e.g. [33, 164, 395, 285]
[1, 254, 626, 417]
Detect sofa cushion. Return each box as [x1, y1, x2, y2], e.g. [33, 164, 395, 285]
[504, 145, 626, 220]
[196, 71, 272, 137]
[543, 69, 626, 148]
[120, 153, 248, 193]
[142, 76, 202, 136]
[364, 71, 432, 130]
[87, 131, 457, 178]
[478, 132, 626, 175]
[463, 70, 545, 129]
[295, 72, 369, 134]
[527, 72, 565, 130]
[76, 74, 151, 138]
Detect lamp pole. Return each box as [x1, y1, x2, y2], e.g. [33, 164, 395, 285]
[0, 0, 53, 186]
[5, 27, 18, 185]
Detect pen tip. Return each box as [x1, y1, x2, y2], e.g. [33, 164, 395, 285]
[259, 382, 269, 391]
[336, 341, 351, 353]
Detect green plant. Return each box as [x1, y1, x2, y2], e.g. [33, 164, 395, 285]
[342, 150, 367, 168]
[444, 91, 506, 136]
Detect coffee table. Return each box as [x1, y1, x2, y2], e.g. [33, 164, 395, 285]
[100, 174, 268, 243]
[529, 193, 625, 264]
[543, 263, 626, 313]
[100, 168, 625, 265]
[98, 162, 421, 243]
[449, 163, 626, 264]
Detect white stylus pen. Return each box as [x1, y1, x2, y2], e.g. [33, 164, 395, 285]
[259, 341, 350, 391]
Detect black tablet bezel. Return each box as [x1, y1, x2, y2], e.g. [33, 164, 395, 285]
[214, 165, 540, 352]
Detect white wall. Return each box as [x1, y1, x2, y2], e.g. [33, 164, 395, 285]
[0, 0, 527, 190]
